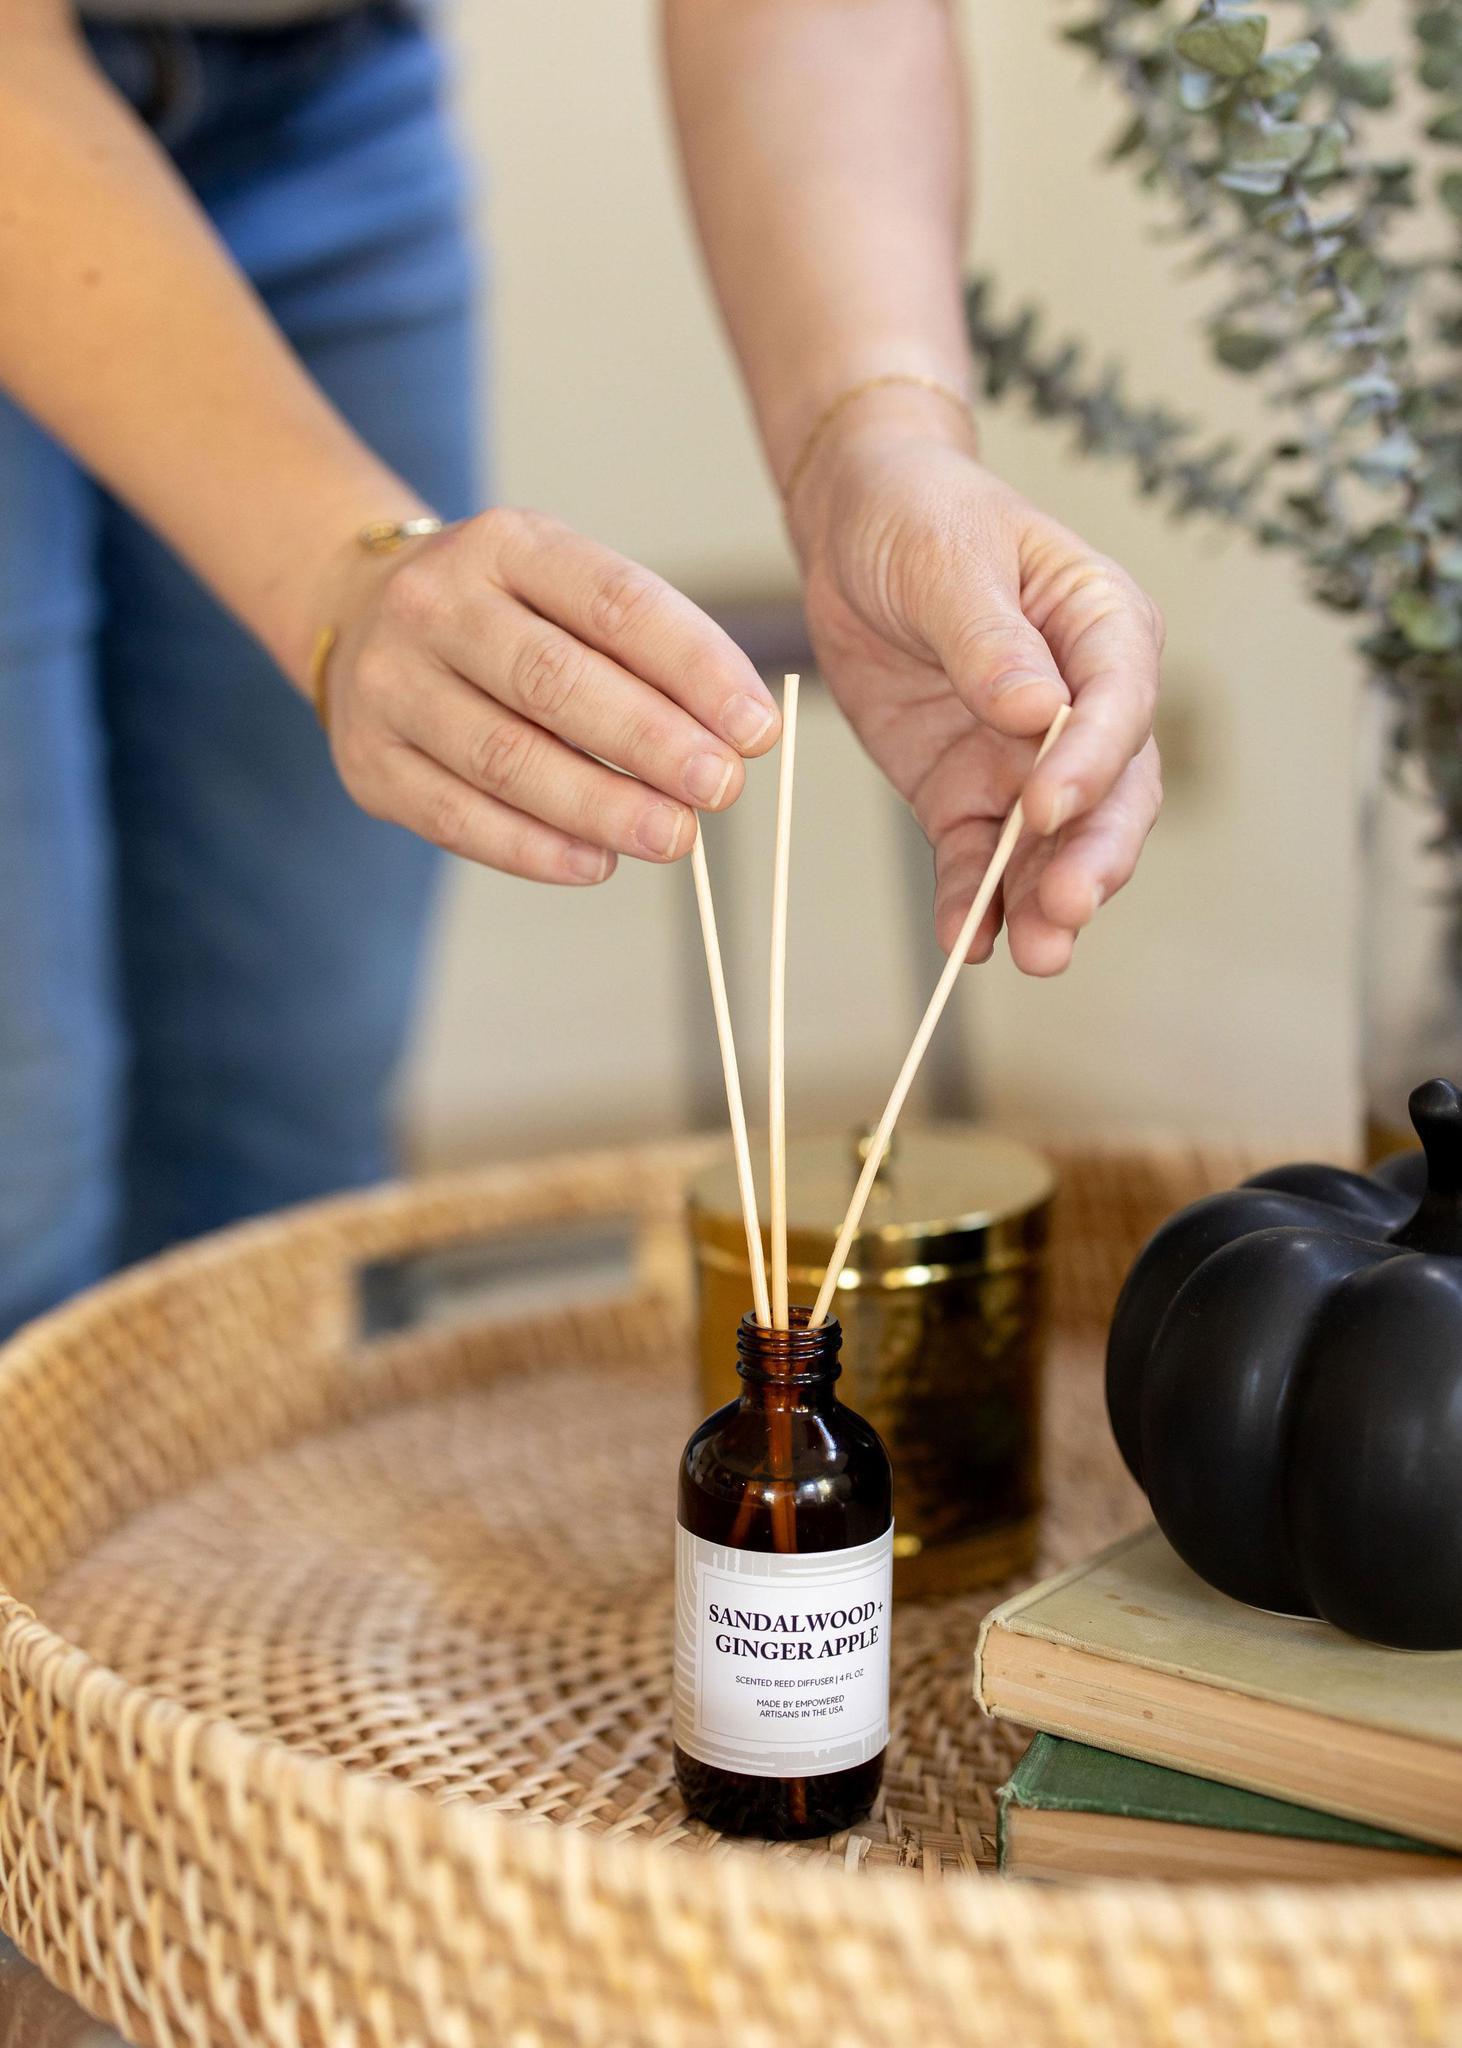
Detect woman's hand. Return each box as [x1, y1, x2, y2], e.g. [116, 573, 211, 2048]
[790, 391, 1164, 974]
[320, 507, 781, 884]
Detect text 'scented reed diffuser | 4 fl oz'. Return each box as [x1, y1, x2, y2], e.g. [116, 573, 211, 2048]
[676, 684, 1068, 1837]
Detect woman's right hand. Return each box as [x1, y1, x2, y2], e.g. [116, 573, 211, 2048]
[320, 507, 782, 883]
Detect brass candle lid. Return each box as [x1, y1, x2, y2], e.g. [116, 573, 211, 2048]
[689, 1124, 1053, 1290]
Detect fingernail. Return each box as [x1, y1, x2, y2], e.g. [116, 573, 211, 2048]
[685, 752, 735, 807]
[567, 845, 611, 883]
[639, 804, 686, 857]
[991, 673, 1059, 702]
[1046, 784, 1080, 835]
[722, 694, 775, 751]
[1091, 883, 1106, 915]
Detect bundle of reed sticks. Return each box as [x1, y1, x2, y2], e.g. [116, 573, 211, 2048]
[691, 678, 1069, 1330]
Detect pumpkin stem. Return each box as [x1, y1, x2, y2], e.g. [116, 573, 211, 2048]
[1391, 1079, 1462, 1254]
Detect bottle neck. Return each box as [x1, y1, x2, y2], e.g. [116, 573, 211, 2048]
[736, 1308, 842, 1405]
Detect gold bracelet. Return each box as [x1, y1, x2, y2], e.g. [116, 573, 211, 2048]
[780, 372, 975, 511]
[309, 625, 340, 728]
[309, 515, 445, 730]
[357, 516, 446, 554]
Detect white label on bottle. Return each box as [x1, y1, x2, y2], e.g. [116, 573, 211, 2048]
[673, 1523, 893, 1779]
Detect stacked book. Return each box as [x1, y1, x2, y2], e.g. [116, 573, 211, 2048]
[977, 1526, 1462, 1884]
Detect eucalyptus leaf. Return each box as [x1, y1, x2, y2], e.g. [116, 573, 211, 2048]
[1346, 371, 1401, 404]
[1361, 523, 1423, 559]
[1062, 20, 1111, 54]
[1390, 590, 1462, 652]
[1315, 573, 1365, 612]
[1371, 161, 1417, 200]
[1218, 165, 1288, 196]
[1179, 67, 1233, 111]
[1335, 246, 1388, 308]
[1300, 122, 1349, 183]
[1428, 105, 1462, 145]
[1420, 51, 1462, 95]
[1298, 235, 1346, 274]
[1352, 429, 1423, 483]
[1213, 327, 1285, 370]
[1285, 491, 1331, 528]
[1223, 115, 1314, 173]
[1337, 58, 1395, 108]
[1422, 476, 1462, 521]
[1253, 41, 1322, 97]
[1174, 13, 1267, 79]
[1416, 8, 1462, 51]
[1108, 114, 1147, 162]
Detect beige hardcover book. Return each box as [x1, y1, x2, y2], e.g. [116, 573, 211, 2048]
[1002, 1808, 1462, 1885]
[975, 1526, 1462, 1852]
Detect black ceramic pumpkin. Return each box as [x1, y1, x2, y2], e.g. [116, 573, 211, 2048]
[1106, 1079, 1462, 1650]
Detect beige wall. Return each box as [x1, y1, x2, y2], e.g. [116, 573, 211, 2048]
[404, 2, 1365, 1167]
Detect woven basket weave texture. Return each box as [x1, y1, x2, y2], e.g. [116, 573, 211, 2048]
[1, 1139, 1458, 2048]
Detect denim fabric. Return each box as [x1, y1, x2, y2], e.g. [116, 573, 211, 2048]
[0, 5, 480, 1335]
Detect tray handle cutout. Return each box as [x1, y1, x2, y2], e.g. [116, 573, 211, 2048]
[356, 1217, 642, 1340]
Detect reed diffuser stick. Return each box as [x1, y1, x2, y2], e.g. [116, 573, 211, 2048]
[810, 706, 1072, 1325]
[690, 822, 772, 1327]
[768, 674, 800, 1330]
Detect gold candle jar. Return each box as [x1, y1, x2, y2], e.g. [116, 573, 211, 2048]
[688, 1125, 1054, 1600]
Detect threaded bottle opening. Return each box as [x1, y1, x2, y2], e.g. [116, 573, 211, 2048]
[736, 1305, 842, 1378]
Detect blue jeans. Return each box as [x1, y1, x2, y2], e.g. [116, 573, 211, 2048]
[0, 6, 479, 1337]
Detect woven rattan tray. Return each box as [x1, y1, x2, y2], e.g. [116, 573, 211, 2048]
[1, 1138, 1458, 2048]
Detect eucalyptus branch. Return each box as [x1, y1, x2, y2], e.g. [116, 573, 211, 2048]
[966, 0, 1462, 867]
[964, 279, 1270, 533]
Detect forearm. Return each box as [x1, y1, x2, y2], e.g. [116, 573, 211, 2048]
[0, 14, 427, 686]
[667, 0, 1162, 964]
[662, 0, 973, 495]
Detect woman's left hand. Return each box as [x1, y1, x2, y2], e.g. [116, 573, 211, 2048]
[790, 392, 1164, 975]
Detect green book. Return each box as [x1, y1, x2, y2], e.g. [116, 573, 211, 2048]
[997, 1735, 1462, 1884]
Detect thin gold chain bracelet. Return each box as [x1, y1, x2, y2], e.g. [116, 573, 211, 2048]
[309, 515, 445, 729]
[780, 372, 976, 513]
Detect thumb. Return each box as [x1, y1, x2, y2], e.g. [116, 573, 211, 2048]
[921, 572, 1069, 738]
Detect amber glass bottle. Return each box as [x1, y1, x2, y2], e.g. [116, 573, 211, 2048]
[673, 1306, 894, 1839]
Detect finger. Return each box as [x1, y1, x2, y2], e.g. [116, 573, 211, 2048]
[1035, 741, 1164, 931]
[1022, 571, 1163, 838]
[995, 834, 1075, 976]
[907, 722, 1036, 848]
[932, 818, 1006, 964]
[919, 562, 1070, 740]
[394, 664, 696, 862]
[370, 742, 618, 886]
[429, 588, 745, 813]
[479, 509, 781, 756]
[1006, 897, 1078, 977]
